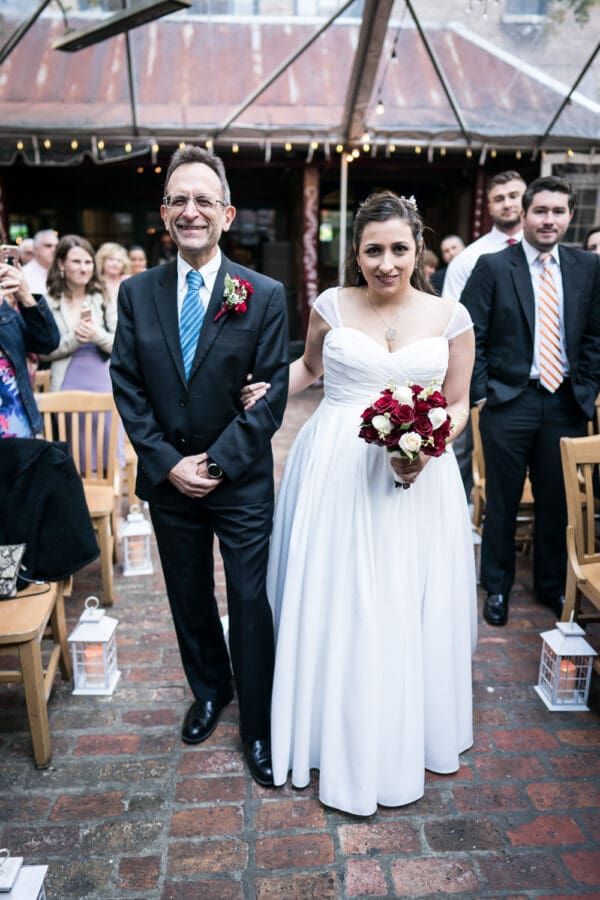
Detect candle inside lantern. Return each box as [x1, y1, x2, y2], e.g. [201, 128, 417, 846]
[83, 644, 105, 686]
[558, 658, 578, 700]
[126, 535, 147, 568]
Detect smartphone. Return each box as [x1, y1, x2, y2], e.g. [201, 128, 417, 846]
[0, 244, 20, 266]
[80, 306, 92, 321]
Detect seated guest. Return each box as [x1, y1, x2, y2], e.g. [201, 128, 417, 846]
[96, 241, 130, 305]
[0, 258, 59, 438]
[422, 248, 440, 288]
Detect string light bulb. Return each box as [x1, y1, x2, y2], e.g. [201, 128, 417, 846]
[415, 145, 422, 155]
[490, 148, 497, 158]
[352, 148, 360, 158]
[232, 143, 239, 153]
[363, 143, 370, 153]
[154, 166, 162, 173]
[151, 143, 159, 153]
[97, 139, 105, 151]
[515, 150, 522, 160]
[284, 142, 292, 152]
[466, 148, 473, 158]
[43, 139, 51, 149]
[205, 139, 213, 150]
[179, 142, 185, 150]
[311, 141, 319, 150]
[440, 146, 446, 156]
[124, 142, 132, 153]
[346, 153, 353, 163]
[16, 140, 24, 150]
[137, 166, 144, 173]
[389, 143, 396, 153]
[336, 144, 344, 154]
[71, 139, 78, 150]
[376, 99, 385, 116]
[567, 148, 574, 157]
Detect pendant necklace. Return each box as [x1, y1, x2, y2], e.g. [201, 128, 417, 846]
[366, 292, 408, 342]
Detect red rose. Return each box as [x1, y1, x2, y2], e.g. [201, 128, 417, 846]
[390, 403, 414, 426]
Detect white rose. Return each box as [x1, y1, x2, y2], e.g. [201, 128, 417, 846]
[399, 432, 422, 457]
[428, 407, 448, 429]
[392, 385, 413, 406]
[372, 414, 393, 435]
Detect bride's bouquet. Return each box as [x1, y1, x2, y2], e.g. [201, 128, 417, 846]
[358, 380, 453, 488]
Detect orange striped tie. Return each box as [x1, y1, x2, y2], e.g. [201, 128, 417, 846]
[537, 252, 563, 393]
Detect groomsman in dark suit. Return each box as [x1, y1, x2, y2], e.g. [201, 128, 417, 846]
[110, 145, 289, 784]
[461, 175, 600, 626]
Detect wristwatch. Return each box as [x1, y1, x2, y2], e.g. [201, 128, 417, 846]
[206, 459, 224, 479]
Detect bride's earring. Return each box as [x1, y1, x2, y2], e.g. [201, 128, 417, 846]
[355, 265, 362, 286]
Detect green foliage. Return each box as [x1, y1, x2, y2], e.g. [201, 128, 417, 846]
[549, 0, 600, 24]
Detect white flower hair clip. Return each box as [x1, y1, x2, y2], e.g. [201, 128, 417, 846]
[400, 194, 418, 212]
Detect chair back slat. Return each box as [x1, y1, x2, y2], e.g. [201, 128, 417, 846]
[36, 391, 118, 487]
[560, 435, 600, 566]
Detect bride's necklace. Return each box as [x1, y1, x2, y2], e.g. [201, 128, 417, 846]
[366, 291, 412, 342]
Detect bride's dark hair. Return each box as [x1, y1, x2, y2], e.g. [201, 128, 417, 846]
[344, 191, 433, 294]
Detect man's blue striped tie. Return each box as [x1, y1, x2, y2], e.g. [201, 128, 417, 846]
[180, 269, 205, 379]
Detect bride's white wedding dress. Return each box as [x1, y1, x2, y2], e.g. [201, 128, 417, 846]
[268, 287, 477, 816]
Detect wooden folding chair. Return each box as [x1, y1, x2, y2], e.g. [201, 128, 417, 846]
[560, 434, 600, 673]
[0, 580, 71, 767]
[36, 391, 119, 605]
[33, 369, 51, 393]
[470, 405, 535, 551]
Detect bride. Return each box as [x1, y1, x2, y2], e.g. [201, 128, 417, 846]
[245, 191, 477, 816]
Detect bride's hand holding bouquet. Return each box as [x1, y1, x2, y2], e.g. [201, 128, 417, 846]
[358, 380, 454, 489]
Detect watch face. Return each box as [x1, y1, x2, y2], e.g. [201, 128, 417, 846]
[207, 462, 223, 479]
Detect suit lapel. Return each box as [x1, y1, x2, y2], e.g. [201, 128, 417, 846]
[188, 256, 230, 379]
[152, 261, 187, 385]
[509, 246, 535, 341]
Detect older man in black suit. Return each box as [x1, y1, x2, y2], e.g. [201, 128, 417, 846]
[110, 145, 289, 785]
[462, 175, 600, 627]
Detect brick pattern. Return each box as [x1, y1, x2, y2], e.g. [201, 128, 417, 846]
[0, 388, 599, 898]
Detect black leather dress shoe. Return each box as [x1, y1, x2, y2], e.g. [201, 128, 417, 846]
[483, 593, 508, 626]
[244, 739, 274, 787]
[181, 690, 233, 744]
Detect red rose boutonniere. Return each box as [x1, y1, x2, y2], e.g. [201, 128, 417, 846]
[214, 273, 254, 323]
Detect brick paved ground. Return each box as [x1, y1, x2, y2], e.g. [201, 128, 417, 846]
[1, 386, 599, 899]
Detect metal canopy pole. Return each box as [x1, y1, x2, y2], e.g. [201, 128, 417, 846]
[0, 0, 53, 66]
[540, 39, 600, 144]
[403, 0, 470, 145]
[338, 151, 349, 286]
[214, 0, 355, 138]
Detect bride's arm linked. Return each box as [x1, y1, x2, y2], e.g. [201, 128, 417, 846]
[389, 326, 475, 485]
[242, 307, 329, 409]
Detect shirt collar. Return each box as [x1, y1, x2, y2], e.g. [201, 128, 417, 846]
[177, 249, 222, 289]
[522, 238, 560, 267]
[489, 225, 523, 245]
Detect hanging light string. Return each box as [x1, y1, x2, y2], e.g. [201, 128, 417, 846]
[374, 6, 408, 116]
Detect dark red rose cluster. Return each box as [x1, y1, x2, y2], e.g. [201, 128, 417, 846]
[359, 382, 452, 458]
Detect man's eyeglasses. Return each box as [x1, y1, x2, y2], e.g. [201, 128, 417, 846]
[163, 193, 226, 212]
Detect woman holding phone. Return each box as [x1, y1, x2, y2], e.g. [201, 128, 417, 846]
[0, 249, 59, 437]
[40, 234, 122, 467]
[40, 235, 115, 393]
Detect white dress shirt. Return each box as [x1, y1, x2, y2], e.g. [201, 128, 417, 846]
[22, 258, 50, 295]
[442, 226, 523, 302]
[521, 239, 568, 379]
[176, 249, 222, 323]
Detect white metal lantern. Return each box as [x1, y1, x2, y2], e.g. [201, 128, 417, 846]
[122, 503, 154, 576]
[68, 596, 121, 695]
[534, 618, 597, 711]
[0, 848, 47, 899]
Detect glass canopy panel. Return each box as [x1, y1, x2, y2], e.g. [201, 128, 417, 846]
[0, 0, 597, 150]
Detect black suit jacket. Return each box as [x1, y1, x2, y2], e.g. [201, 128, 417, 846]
[110, 255, 289, 506]
[461, 243, 600, 418]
